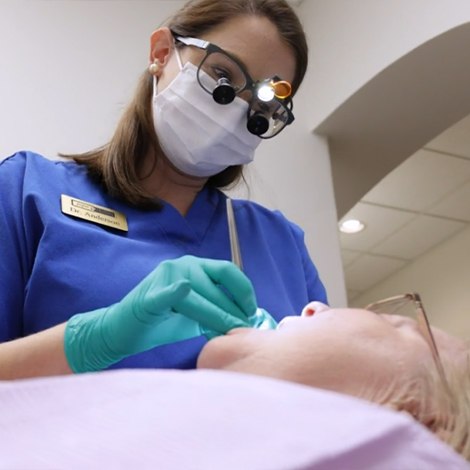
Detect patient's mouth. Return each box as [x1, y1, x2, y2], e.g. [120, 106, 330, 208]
[226, 328, 252, 336]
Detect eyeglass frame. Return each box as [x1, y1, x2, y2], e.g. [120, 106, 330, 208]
[364, 293, 448, 386]
[171, 32, 295, 139]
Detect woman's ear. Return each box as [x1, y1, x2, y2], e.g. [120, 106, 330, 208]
[149, 27, 175, 68]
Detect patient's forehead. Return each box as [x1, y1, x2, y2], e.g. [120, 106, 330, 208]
[431, 325, 468, 362]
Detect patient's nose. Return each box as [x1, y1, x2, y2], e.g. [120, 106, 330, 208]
[301, 302, 330, 317]
[277, 302, 331, 329]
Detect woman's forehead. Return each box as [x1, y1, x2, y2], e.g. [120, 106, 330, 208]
[197, 16, 296, 83]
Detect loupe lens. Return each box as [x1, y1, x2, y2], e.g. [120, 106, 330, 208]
[213, 78, 236, 104]
[247, 113, 270, 136]
[198, 52, 246, 98]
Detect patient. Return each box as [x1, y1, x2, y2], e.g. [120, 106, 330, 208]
[197, 301, 470, 460]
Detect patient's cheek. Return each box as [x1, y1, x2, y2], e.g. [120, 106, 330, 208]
[197, 336, 241, 370]
[197, 339, 223, 369]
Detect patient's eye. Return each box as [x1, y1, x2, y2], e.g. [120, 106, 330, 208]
[381, 314, 420, 333]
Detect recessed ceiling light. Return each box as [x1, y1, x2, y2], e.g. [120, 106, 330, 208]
[339, 219, 365, 234]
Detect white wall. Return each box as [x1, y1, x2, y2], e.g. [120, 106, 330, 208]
[292, 0, 470, 317]
[235, 128, 346, 307]
[0, 0, 346, 307]
[0, 0, 185, 157]
[299, 0, 470, 130]
[350, 225, 470, 339]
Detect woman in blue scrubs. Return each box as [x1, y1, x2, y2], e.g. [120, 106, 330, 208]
[0, 0, 327, 379]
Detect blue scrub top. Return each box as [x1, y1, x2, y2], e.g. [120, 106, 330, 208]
[0, 152, 328, 370]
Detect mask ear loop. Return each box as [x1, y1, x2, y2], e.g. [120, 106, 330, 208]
[153, 44, 185, 100]
[153, 75, 158, 100]
[174, 43, 184, 71]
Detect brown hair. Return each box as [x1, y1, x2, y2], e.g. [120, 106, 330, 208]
[61, 0, 309, 210]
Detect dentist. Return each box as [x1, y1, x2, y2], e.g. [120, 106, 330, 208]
[0, 0, 327, 379]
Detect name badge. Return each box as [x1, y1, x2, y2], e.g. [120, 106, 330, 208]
[61, 194, 128, 232]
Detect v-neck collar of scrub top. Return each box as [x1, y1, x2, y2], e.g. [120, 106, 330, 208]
[157, 185, 222, 247]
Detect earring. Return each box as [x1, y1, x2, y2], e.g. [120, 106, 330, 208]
[149, 62, 160, 75]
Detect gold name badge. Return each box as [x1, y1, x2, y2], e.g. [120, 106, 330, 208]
[61, 194, 128, 232]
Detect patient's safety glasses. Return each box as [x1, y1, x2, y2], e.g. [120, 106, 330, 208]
[172, 32, 295, 139]
[365, 293, 447, 386]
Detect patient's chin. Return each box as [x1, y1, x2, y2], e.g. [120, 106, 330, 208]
[197, 340, 219, 369]
[197, 334, 242, 370]
[197, 328, 273, 372]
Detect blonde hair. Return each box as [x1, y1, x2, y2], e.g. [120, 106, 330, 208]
[428, 357, 470, 460]
[381, 353, 470, 460]
[60, 0, 308, 210]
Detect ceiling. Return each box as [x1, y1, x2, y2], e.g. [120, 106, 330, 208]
[340, 113, 470, 303]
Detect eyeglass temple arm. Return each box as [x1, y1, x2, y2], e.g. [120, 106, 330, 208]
[172, 34, 210, 50]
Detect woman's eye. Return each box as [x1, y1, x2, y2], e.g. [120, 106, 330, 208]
[257, 102, 270, 113]
[212, 67, 231, 81]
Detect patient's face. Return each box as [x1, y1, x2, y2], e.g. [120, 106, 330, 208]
[197, 303, 466, 402]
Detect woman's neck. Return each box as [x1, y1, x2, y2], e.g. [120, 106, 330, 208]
[157, 183, 204, 217]
[139, 151, 208, 216]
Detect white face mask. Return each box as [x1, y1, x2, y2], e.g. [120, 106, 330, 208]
[152, 49, 261, 178]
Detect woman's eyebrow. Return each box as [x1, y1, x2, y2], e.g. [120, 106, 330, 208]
[224, 48, 283, 82]
[223, 48, 251, 74]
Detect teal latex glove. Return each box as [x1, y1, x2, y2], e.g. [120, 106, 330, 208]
[64, 255, 257, 373]
[248, 308, 278, 330]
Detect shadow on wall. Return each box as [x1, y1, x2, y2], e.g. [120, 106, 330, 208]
[314, 22, 470, 219]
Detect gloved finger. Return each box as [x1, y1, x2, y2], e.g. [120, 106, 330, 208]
[187, 269, 252, 323]
[138, 280, 191, 323]
[250, 308, 278, 329]
[147, 313, 203, 346]
[202, 329, 220, 341]
[174, 289, 250, 334]
[195, 260, 258, 316]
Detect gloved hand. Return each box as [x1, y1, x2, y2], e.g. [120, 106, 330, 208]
[64, 255, 257, 373]
[248, 308, 278, 330]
